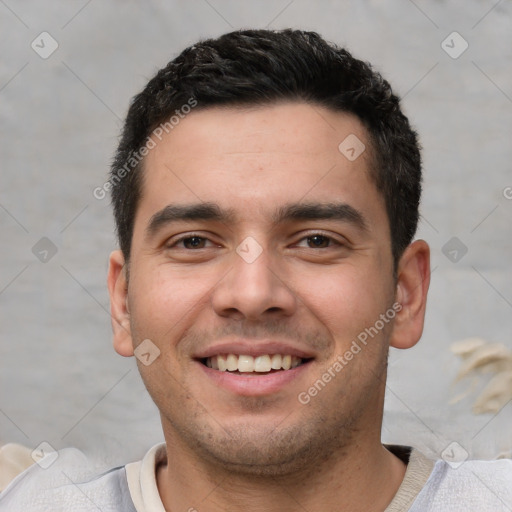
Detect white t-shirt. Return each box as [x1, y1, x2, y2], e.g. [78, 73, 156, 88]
[0, 443, 511, 511]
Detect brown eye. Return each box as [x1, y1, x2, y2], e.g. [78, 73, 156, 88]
[181, 236, 207, 249]
[306, 235, 331, 248]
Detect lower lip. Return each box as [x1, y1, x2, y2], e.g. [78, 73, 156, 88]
[197, 360, 312, 396]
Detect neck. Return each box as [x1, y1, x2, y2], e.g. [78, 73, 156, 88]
[156, 432, 407, 512]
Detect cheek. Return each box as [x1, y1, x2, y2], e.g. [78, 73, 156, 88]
[128, 264, 217, 342]
[296, 266, 391, 342]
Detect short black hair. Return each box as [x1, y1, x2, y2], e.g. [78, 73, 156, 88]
[110, 28, 422, 268]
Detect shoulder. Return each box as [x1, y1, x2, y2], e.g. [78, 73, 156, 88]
[0, 447, 137, 512]
[411, 457, 512, 511]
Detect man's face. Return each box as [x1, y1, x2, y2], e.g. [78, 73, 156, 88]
[117, 102, 399, 473]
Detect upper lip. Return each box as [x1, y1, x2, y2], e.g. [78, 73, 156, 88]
[194, 339, 316, 360]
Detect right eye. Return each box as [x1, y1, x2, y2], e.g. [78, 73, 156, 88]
[166, 233, 223, 250]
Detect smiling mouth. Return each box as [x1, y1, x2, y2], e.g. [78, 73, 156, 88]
[200, 354, 313, 375]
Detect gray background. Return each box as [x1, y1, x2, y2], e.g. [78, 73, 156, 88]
[1, 0, 511, 468]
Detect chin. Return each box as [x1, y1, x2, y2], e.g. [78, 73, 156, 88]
[187, 420, 354, 478]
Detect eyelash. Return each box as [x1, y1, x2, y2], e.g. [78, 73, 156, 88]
[167, 232, 343, 249]
[295, 232, 343, 249]
[168, 233, 219, 249]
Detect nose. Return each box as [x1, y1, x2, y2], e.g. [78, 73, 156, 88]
[210, 240, 297, 321]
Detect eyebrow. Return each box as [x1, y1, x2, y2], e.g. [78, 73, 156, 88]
[145, 201, 368, 239]
[272, 202, 368, 231]
[145, 203, 236, 238]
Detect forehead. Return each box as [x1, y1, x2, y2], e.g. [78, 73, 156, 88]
[148, 102, 371, 167]
[136, 102, 385, 231]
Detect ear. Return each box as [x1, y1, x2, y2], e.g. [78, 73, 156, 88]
[390, 240, 430, 350]
[107, 250, 134, 357]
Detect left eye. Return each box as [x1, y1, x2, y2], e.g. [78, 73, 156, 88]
[296, 234, 338, 249]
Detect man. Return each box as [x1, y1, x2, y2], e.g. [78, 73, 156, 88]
[1, 28, 511, 511]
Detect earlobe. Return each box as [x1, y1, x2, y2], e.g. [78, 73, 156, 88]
[390, 240, 430, 350]
[107, 250, 134, 357]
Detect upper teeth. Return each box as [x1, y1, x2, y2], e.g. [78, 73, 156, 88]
[205, 354, 302, 372]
